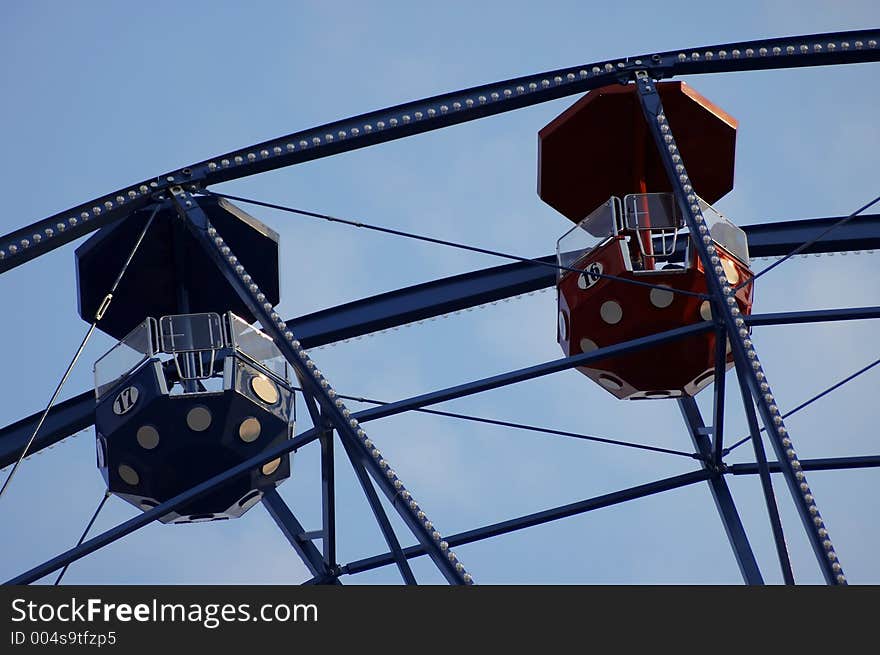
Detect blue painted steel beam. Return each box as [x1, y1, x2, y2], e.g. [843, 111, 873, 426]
[2, 31, 877, 274]
[745, 305, 880, 327]
[711, 328, 727, 465]
[745, 214, 880, 256]
[318, 424, 336, 569]
[730, 455, 880, 475]
[262, 487, 339, 584]
[297, 387, 338, 570]
[677, 397, 764, 584]
[637, 72, 842, 583]
[732, 365, 795, 583]
[2, 303, 878, 468]
[339, 436, 417, 584]
[342, 469, 713, 576]
[0, 393, 95, 470]
[289, 256, 556, 347]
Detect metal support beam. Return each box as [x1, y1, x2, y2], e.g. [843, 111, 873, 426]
[319, 422, 336, 569]
[262, 487, 339, 584]
[339, 436, 417, 584]
[178, 193, 472, 585]
[678, 397, 763, 585]
[0, 393, 94, 469]
[636, 73, 843, 584]
[298, 387, 338, 571]
[733, 367, 795, 583]
[342, 469, 712, 576]
[730, 455, 880, 475]
[743, 214, 880, 257]
[711, 329, 727, 465]
[745, 305, 880, 327]
[288, 256, 556, 347]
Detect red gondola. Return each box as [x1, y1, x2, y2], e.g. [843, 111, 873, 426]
[540, 82, 754, 399]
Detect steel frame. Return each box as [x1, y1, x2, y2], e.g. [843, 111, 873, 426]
[677, 397, 763, 584]
[636, 72, 845, 583]
[2, 30, 878, 274]
[2, 29, 879, 585]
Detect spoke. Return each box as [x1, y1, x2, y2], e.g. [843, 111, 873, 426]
[730, 455, 880, 475]
[637, 71, 845, 584]
[733, 367, 795, 584]
[340, 437, 417, 585]
[296, 387, 338, 572]
[678, 398, 763, 584]
[711, 327, 727, 465]
[263, 488, 338, 583]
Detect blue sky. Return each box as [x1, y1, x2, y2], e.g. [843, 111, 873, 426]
[1, 2, 878, 584]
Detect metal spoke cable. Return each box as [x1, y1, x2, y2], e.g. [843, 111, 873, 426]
[725, 355, 880, 455]
[291, 386, 700, 459]
[54, 491, 111, 585]
[736, 193, 880, 291]
[199, 189, 710, 300]
[0, 206, 160, 502]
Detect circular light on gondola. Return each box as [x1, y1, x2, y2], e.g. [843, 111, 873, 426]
[579, 337, 598, 353]
[262, 458, 281, 476]
[597, 374, 623, 390]
[649, 287, 674, 309]
[699, 301, 713, 321]
[118, 464, 140, 486]
[558, 311, 568, 340]
[600, 300, 623, 324]
[250, 375, 279, 405]
[644, 390, 671, 398]
[721, 259, 740, 284]
[136, 425, 160, 450]
[693, 369, 715, 391]
[239, 417, 262, 443]
[189, 513, 215, 522]
[238, 490, 263, 510]
[186, 406, 212, 432]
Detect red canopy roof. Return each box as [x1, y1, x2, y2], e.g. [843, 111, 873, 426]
[538, 81, 737, 223]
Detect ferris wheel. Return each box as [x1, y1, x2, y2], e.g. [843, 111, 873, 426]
[2, 28, 879, 586]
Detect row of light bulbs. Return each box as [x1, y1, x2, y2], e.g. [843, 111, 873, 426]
[206, 214, 474, 584]
[5, 35, 875, 267]
[651, 94, 847, 584]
